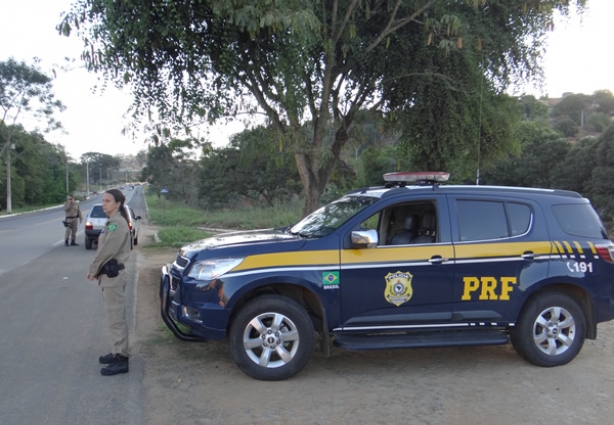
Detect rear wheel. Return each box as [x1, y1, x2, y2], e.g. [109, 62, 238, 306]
[85, 237, 92, 250]
[511, 292, 586, 367]
[229, 295, 315, 381]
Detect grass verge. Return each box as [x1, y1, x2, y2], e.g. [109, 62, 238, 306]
[146, 193, 301, 227]
[150, 226, 213, 247]
[0, 202, 62, 217]
[144, 192, 302, 247]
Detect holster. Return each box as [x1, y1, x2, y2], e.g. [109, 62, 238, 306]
[102, 259, 124, 278]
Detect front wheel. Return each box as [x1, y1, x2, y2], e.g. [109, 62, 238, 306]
[229, 295, 315, 381]
[511, 292, 586, 367]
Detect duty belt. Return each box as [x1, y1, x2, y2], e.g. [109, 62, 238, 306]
[65, 216, 79, 219]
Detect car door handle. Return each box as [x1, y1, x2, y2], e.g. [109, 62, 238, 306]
[429, 256, 448, 264]
[522, 251, 535, 260]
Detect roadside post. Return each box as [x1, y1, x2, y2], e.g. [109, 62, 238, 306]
[160, 188, 169, 212]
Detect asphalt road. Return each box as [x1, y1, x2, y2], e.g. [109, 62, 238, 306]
[0, 187, 146, 425]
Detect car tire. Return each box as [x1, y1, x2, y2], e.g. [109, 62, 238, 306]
[85, 237, 92, 250]
[229, 294, 315, 381]
[134, 235, 138, 246]
[510, 292, 586, 367]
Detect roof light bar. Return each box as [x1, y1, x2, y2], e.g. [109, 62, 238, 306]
[383, 171, 450, 183]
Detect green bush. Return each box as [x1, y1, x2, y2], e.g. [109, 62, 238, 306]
[146, 191, 302, 230]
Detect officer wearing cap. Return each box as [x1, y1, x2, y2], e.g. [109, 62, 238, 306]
[63, 195, 83, 246]
[86, 189, 132, 376]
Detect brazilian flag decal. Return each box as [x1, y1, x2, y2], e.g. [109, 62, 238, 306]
[322, 271, 340, 288]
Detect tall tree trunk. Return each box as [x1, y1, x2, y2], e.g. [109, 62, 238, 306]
[295, 125, 352, 217]
[295, 152, 324, 217]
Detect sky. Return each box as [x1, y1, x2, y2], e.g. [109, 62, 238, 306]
[0, 0, 612, 161]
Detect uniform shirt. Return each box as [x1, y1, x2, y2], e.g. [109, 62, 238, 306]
[63, 201, 83, 220]
[88, 210, 131, 286]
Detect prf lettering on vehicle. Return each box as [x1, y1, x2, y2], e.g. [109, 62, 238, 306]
[461, 276, 517, 301]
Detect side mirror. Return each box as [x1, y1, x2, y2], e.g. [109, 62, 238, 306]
[136, 216, 142, 220]
[351, 229, 379, 249]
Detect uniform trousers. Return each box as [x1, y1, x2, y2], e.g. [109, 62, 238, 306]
[101, 281, 129, 357]
[64, 217, 79, 240]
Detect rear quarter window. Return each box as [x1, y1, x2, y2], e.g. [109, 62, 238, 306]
[507, 202, 532, 236]
[551, 203, 608, 239]
[89, 206, 108, 219]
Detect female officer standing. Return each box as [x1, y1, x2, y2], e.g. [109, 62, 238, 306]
[87, 189, 132, 376]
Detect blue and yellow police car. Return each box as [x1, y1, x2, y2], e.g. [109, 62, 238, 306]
[160, 172, 614, 380]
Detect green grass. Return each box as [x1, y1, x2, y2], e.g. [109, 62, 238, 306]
[153, 226, 213, 247]
[145, 193, 302, 229]
[144, 192, 303, 247]
[147, 195, 210, 227]
[0, 202, 62, 217]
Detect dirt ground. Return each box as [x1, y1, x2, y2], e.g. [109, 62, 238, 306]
[133, 225, 614, 425]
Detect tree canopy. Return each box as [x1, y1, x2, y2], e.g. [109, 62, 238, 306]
[60, 0, 586, 215]
[0, 58, 65, 158]
[0, 125, 76, 209]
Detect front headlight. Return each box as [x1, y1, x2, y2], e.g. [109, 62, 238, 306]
[187, 258, 244, 281]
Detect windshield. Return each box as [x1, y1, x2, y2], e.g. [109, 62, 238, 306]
[289, 195, 378, 238]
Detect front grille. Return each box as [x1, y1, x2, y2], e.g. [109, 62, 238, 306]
[170, 267, 182, 280]
[170, 276, 179, 291]
[175, 255, 189, 268]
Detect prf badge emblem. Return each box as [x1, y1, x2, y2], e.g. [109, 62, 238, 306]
[384, 271, 413, 306]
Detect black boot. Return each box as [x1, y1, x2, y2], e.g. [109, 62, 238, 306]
[99, 353, 117, 364]
[70, 240, 79, 246]
[65, 239, 69, 246]
[100, 354, 129, 376]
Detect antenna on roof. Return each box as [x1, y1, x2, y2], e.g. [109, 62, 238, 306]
[476, 50, 484, 186]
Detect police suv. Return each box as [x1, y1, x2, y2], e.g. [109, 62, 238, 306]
[160, 172, 614, 381]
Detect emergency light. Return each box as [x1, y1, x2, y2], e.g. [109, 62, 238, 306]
[383, 171, 450, 185]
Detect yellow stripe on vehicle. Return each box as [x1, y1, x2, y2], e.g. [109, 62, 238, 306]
[232, 240, 563, 273]
[562, 240, 574, 255]
[553, 241, 565, 255]
[454, 241, 551, 259]
[573, 241, 584, 256]
[340, 245, 455, 264]
[233, 250, 339, 271]
[587, 241, 597, 254]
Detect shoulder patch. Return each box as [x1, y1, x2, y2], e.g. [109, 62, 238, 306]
[107, 223, 118, 232]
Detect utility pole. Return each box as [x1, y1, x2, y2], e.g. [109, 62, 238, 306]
[86, 159, 90, 198]
[6, 145, 12, 214]
[65, 154, 69, 194]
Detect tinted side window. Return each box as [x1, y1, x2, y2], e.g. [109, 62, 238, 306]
[457, 200, 508, 241]
[507, 202, 531, 236]
[552, 203, 608, 239]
